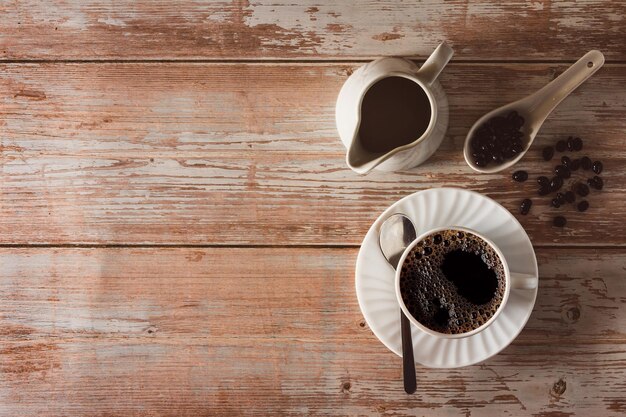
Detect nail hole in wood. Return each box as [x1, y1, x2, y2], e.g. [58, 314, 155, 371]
[551, 378, 566, 397]
[566, 306, 580, 323]
[341, 381, 351, 393]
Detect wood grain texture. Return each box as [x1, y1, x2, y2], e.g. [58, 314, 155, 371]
[0, 0, 624, 61]
[1, 63, 624, 245]
[0, 247, 624, 416]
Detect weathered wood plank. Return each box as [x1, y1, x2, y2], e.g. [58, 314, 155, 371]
[0, 247, 624, 416]
[1, 63, 624, 245]
[0, 0, 624, 61]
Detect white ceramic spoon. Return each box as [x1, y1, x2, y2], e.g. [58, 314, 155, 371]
[463, 50, 605, 173]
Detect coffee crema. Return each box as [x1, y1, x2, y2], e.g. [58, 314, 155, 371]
[358, 76, 432, 154]
[399, 229, 505, 334]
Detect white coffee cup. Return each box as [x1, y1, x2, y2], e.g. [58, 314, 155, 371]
[394, 226, 537, 339]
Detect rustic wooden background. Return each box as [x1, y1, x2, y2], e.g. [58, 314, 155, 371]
[1, 1, 625, 416]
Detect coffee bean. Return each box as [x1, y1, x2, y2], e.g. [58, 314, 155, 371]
[555, 140, 567, 152]
[551, 198, 561, 208]
[561, 156, 571, 167]
[512, 141, 524, 154]
[550, 176, 563, 191]
[577, 200, 589, 212]
[520, 198, 532, 215]
[555, 192, 566, 204]
[553, 216, 567, 227]
[564, 191, 576, 203]
[566, 136, 575, 151]
[580, 156, 592, 170]
[554, 165, 571, 179]
[537, 176, 550, 187]
[570, 158, 581, 171]
[574, 182, 590, 197]
[592, 161, 603, 174]
[474, 157, 487, 167]
[572, 137, 583, 151]
[538, 185, 551, 196]
[469, 112, 526, 168]
[588, 176, 604, 190]
[512, 170, 528, 182]
[543, 146, 555, 161]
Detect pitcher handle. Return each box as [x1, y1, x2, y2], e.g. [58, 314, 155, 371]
[416, 42, 454, 85]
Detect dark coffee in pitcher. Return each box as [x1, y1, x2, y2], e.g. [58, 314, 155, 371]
[358, 76, 432, 154]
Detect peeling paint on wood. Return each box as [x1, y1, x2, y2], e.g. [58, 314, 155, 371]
[0, 1, 625, 414]
[0, 247, 623, 415]
[0, 63, 624, 245]
[0, 1, 624, 60]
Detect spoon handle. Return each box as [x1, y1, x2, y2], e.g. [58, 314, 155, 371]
[401, 312, 417, 394]
[527, 50, 604, 122]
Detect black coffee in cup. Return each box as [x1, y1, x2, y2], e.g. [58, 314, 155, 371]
[399, 229, 506, 334]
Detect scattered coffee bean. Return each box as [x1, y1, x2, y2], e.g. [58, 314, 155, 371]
[555, 140, 567, 152]
[543, 146, 555, 161]
[592, 161, 603, 174]
[553, 216, 567, 227]
[566, 136, 575, 151]
[572, 137, 583, 151]
[564, 191, 576, 203]
[561, 156, 571, 167]
[555, 192, 565, 205]
[538, 185, 551, 196]
[580, 156, 592, 170]
[574, 182, 590, 197]
[554, 164, 571, 179]
[520, 198, 532, 215]
[551, 198, 561, 208]
[537, 176, 550, 187]
[469, 110, 526, 168]
[550, 176, 563, 191]
[570, 158, 581, 171]
[512, 170, 528, 182]
[577, 200, 589, 212]
[588, 175, 604, 190]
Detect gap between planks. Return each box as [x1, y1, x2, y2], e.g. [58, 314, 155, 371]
[1, 59, 626, 65]
[0, 244, 623, 249]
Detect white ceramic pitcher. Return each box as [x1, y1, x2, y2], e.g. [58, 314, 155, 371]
[336, 42, 454, 174]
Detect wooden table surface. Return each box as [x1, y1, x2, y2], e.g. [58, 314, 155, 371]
[1, 1, 625, 416]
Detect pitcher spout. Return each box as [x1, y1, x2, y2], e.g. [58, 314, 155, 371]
[346, 135, 388, 175]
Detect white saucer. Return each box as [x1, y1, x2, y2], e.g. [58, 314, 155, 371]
[355, 188, 538, 368]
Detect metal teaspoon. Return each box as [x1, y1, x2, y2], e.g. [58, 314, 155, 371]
[379, 213, 417, 394]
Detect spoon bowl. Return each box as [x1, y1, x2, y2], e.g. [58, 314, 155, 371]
[463, 50, 605, 174]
